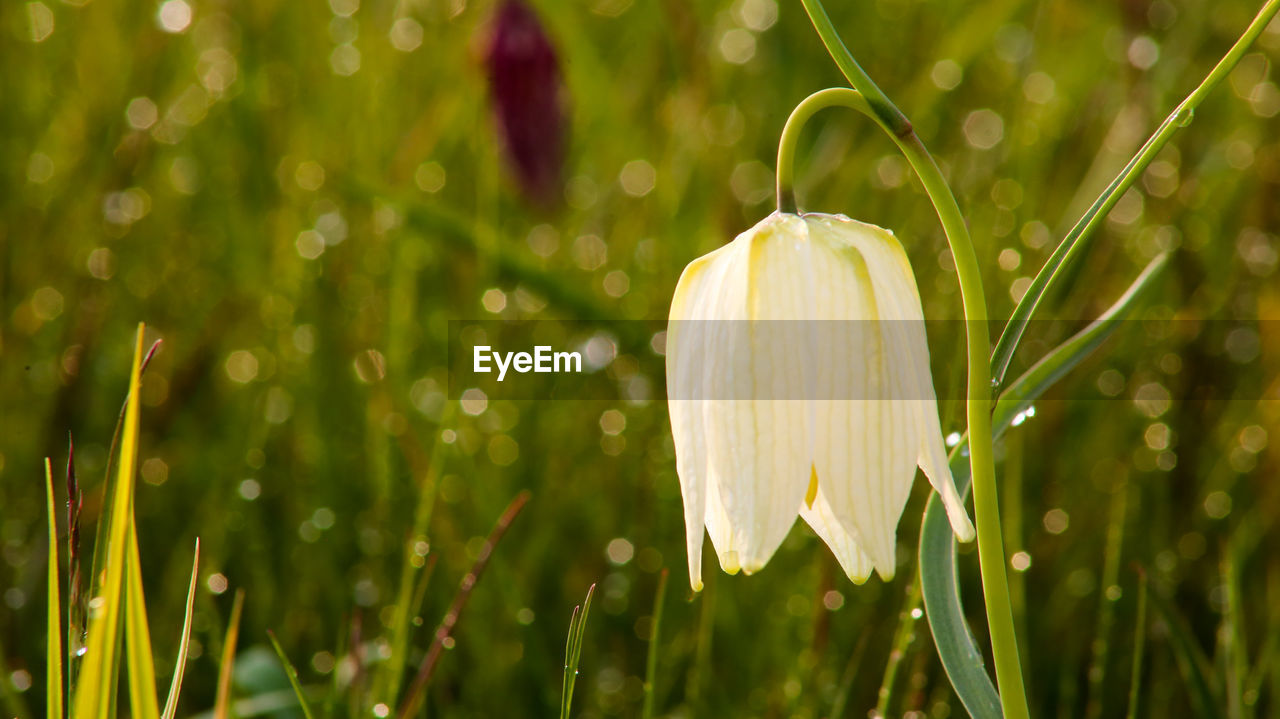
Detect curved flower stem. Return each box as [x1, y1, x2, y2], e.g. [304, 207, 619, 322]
[789, 3, 1031, 716]
[775, 89, 876, 213]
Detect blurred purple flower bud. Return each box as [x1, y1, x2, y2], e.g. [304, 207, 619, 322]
[484, 0, 566, 206]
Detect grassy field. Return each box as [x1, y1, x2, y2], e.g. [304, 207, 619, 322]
[3, 0, 1280, 717]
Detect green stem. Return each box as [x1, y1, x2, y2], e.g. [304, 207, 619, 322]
[775, 88, 875, 213]
[797, 0, 911, 136]
[792, 3, 1031, 716]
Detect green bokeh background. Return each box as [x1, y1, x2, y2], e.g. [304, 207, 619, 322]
[3, 0, 1280, 716]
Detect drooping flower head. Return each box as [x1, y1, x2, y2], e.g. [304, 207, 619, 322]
[483, 0, 566, 206]
[666, 212, 975, 590]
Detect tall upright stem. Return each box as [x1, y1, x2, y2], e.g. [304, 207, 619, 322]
[788, 4, 1031, 716]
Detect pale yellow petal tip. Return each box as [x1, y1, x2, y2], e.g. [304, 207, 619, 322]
[942, 495, 977, 543]
[845, 570, 872, 586]
[875, 565, 896, 582]
[721, 550, 741, 575]
[688, 564, 703, 592]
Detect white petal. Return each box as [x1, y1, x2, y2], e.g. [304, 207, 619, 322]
[799, 479, 874, 583]
[700, 213, 814, 575]
[667, 242, 736, 590]
[804, 217, 915, 578]
[812, 214, 975, 542]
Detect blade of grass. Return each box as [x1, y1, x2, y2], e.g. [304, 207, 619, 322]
[828, 631, 870, 719]
[1002, 430, 1030, 670]
[1144, 569, 1223, 719]
[1125, 571, 1149, 719]
[995, 253, 1170, 416]
[73, 324, 147, 719]
[641, 569, 668, 719]
[376, 400, 454, 708]
[86, 339, 162, 632]
[124, 513, 161, 719]
[1223, 539, 1248, 719]
[161, 540, 201, 719]
[46, 458, 65, 719]
[1085, 485, 1130, 719]
[876, 572, 924, 718]
[1244, 568, 1280, 709]
[560, 583, 596, 719]
[990, 0, 1280, 387]
[920, 255, 1169, 718]
[65, 434, 83, 702]
[396, 490, 532, 719]
[266, 630, 317, 719]
[212, 587, 245, 719]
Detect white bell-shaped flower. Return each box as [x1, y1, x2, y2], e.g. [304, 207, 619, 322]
[667, 212, 975, 591]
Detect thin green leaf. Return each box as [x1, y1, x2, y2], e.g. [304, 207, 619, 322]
[74, 324, 147, 719]
[86, 338, 162, 651]
[989, 0, 1280, 387]
[65, 435, 83, 706]
[1125, 574, 1149, 719]
[1223, 541, 1248, 719]
[376, 400, 452, 709]
[124, 517, 160, 719]
[1244, 569, 1280, 708]
[828, 632, 870, 719]
[266, 630, 317, 719]
[46, 459, 65, 719]
[641, 569, 668, 719]
[212, 587, 244, 719]
[920, 255, 1168, 718]
[997, 254, 1170, 416]
[1145, 572, 1223, 718]
[162, 540, 201, 719]
[876, 574, 924, 718]
[1085, 487, 1130, 719]
[560, 583, 596, 719]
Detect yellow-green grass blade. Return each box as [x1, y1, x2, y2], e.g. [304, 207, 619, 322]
[125, 515, 161, 719]
[376, 399, 453, 708]
[1125, 574, 1149, 719]
[559, 583, 595, 719]
[876, 574, 925, 718]
[73, 324, 147, 719]
[162, 540, 201, 719]
[1145, 572, 1224, 718]
[213, 587, 245, 719]
[640, 569, 668, 719]
[46, 458, 65, 719]
[266, 630, 317, 719]
[86, 338, 162, 647]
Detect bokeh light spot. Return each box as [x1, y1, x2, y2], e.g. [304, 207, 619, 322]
[963, 109, 1004, 150]
[390, 17, 423, 51]
[157, 0, 193, 33]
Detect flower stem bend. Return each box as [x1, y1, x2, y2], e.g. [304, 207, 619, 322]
[788, 3, 1031, 716]
[775, 88, 875, 214]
